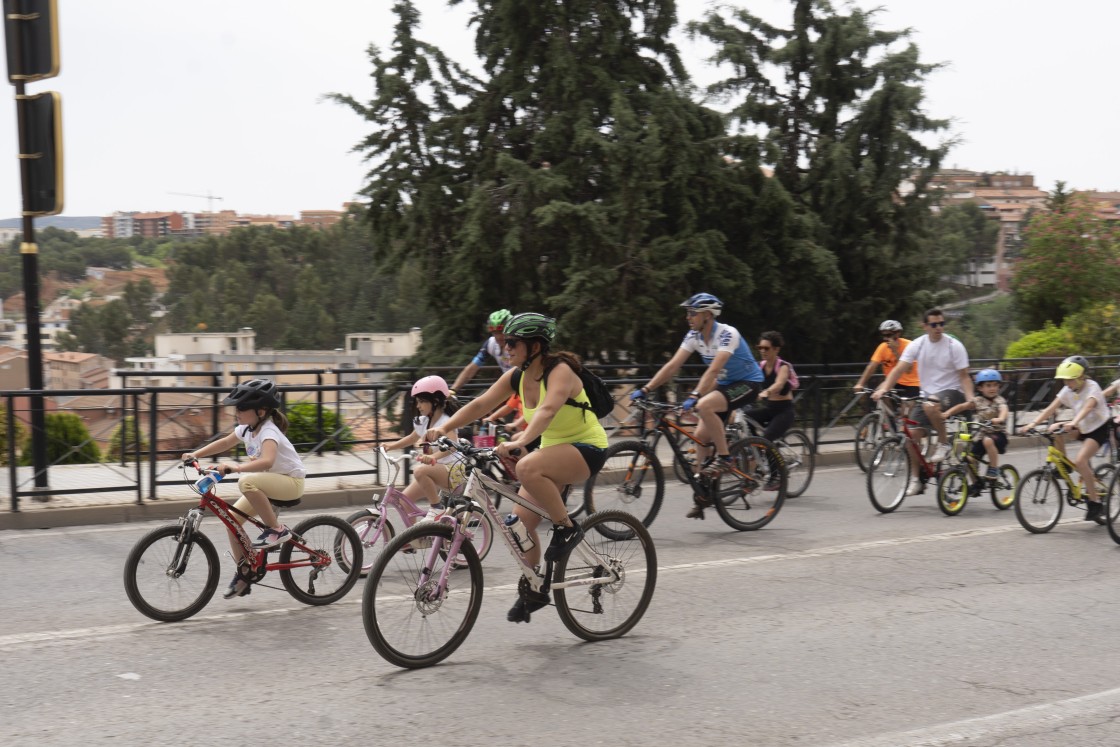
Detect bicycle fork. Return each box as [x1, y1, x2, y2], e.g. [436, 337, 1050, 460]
[168, 509, 206, 577]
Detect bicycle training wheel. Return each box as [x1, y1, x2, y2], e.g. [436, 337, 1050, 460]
[279, 515, 363, 605]
[583, 440, 664, 533]
[711, 436, 786, 531]
[345, 508, 396, 578]
[936, 465, 969, 516]
[854, 412, 882, 473]
[866, 437, 911, 513]
[989, 464, 1019, 510]
[553, 509, 657, 642]
[363, 523, 483, 669]
[124, 524, 219, 622]
[1013, 469, 1063, 533]
[1105, 468, 1120, 545]
[779, 429, 815, 498]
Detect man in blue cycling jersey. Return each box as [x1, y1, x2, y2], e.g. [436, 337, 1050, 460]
[450, 309, 514, 396]
[632, 294, 764, 510]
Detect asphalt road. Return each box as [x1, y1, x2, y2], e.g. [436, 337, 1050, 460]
[4, 457, 1120, 746]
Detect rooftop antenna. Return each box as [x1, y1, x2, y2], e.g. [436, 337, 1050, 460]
[167, 191, 225, 212]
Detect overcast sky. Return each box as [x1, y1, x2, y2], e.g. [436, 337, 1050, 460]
[1, 0, 1117, 220]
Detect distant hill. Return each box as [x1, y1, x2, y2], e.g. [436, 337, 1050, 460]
[0, 216, 102, 230]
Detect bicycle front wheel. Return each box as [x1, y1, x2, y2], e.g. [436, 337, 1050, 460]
[124, 524, 219, 622]
[363, 523, 483, 669]
[346, 508, 396, 578]
[779, 430, 815, 498]
[553, 510, 657, 642]
[1105, 468, 1120, 545]
[583, 440, 664, 532]
[712, 436, 786, 531]
[867, 437, 911, 513]
[279, 515, 363, 605]
[854, 412, 882, 473]
[936, 465, 969, 516]
[1014, 469, 1063, 533]
[989, 464, 1019, 510]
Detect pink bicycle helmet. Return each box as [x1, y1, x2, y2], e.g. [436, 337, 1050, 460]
[411, 375, 451, 398]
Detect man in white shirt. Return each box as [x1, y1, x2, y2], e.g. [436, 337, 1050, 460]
[873, 308, 973, 494]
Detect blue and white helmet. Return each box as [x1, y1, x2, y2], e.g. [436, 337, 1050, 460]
[680, 293, 723, 317]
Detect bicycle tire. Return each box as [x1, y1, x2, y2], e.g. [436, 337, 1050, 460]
[867, 437, 911, 513]
[711, 436, 786, 531]
[1092, 464, 1116, 525]
[443, 505, 494, 565]
[553, 509, 657, 642]
[989, 464, 1019, 510]
[1105, 468, 1120, 545]
[854, 412, 882, 473]
[936, 465, 969, 516]
[279, 515, 363, 605]
[1014, 469, 1063, 533]
[583, 440, 664, 534]
[779, 429, 814, 498]
[363, 522, 483, 669]
[345, 508, 396, 578]
[124, 524, 219, 622]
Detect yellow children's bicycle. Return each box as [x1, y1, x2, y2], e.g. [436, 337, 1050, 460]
[935, 420, 1019, 516]
[1013, 428, 1116, 533]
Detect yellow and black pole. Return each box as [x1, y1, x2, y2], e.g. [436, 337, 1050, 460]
[5, 0, 62, 493]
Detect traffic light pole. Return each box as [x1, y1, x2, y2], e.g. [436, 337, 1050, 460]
[13, 43, 48, 491]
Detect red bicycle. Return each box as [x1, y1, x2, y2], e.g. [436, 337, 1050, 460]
[123, 461, 363, 622]
[866, 392, 947, 512]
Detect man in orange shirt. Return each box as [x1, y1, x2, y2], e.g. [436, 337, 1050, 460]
[853, 319, 920, 397]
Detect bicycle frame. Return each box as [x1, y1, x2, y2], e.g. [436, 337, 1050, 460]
[176, 467, 328, 580]
[636, 402, 758, 494]
[415, 440, 623, 602]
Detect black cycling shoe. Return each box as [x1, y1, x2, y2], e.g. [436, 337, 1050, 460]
[686, 494, 711, 519]
[222, 574, 251, 599]
[544, 522, 584, 563]
[1085, 500, 1103, 522]
[507, 577, 550, 623]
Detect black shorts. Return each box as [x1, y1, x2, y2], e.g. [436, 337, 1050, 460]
[970, 431, 1008, 457]
[573, 442, 607, 475]
[893, 385, 921, 399]
[1078, 421, 1111, 446]
[716, 380, 763, 421]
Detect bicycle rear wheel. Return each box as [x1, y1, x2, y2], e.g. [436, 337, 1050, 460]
[712, 436, 786, 531]
[1105, 468, 1120, 545]
[854, 412, 882, 473]
[363, 523, 483, 669]
[867, 437, 911, 513]
[583, 440, 664, 533]
[279, 515, 363, 605]
[553, 510, 657, 642]
[345, 508, 396, 578]
[989, 464, 1019, 510]
[124, 524, 219, 622]
[1013, 469, 1063, 533]
[779, 430, 814, 498]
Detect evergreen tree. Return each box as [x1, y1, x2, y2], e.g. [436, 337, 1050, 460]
[690, 0, 950, 360]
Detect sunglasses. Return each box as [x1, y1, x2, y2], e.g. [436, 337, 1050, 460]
[927, 321, 946, 328]
[503, 338, 523, 349]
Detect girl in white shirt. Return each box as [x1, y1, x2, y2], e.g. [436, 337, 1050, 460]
[1019, 356, 1110, 521]
[183, 378, 306, 598]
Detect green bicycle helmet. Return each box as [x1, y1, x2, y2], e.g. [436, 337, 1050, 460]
[487, 309, 513, 331]
[503, 312, 556, 343]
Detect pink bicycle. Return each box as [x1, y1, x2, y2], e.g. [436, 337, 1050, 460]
[345, 448, 494, 576]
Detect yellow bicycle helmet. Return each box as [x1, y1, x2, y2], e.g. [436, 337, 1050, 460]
[1055, 355, 1089, 380]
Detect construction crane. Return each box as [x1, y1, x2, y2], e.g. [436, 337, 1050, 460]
[167, 191, 225, 212]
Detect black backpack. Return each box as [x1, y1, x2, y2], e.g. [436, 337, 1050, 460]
[512, 365, 614, 420]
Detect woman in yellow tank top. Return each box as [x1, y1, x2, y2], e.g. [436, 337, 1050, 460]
[428, 312, 607, 622]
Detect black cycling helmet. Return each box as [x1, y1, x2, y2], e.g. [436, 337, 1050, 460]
[223, 378, 280, 411]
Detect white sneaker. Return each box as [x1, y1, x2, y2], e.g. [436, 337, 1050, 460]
[905, 482, 924, 497]
[419, 506, 446, 523]
[929, 443, 951, 463]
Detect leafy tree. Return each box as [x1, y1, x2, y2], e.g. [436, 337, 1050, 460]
[690, 0, 950, 360]
[1011, 193, 1120, 330]
[1064, 303, 1120, 357]
[107, 415, 148, 462]
[1004, 321, 1072, 360]
[284, 402, 354, 452]
[0, 402, 26, 466]
[122, 278, 156, 324]
[245, 292, 289, 348]
[929, 203, 1000, 281]
[19, 412, 101, 465]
